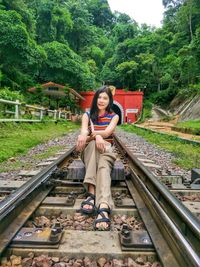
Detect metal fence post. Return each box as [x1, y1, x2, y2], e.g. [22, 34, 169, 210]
[15, 100, 20, 119]
[58, 111, 61, 119]
[40, 109, 43, 120]
[54, 110, 57, 120]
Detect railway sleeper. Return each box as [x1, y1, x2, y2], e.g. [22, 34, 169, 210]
[66, 159, 125, 181]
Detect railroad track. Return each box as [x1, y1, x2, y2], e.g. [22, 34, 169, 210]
[0, 134, 199, 267]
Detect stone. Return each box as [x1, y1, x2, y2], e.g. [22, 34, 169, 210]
[32, 255, 52, 267]
[72, 259, 83, 267]
[60, 257, 69, 263]
[21, 258, 33, 267]
[53, 263, 66, 267]
[10, 255, 22, 266]
[135, 257, 145, 265]
[104, 263, 112, 267]
[112, 259, 124, 267]
[83, 257, 91, 267]
[1, 258, 11, 267]
[52, 258, 60, 264]
[90, 261, 98, 267]
[34, 216, 51, 227]
[127, 258, 139, 267]
[97, 257, 107, 267]
[152, 262, 161, 267]
[27, 253, 34, 259]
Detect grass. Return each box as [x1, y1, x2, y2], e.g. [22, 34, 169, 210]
[175, 120, 200, 130]
[174, 120, 200, 135]
[120, 124, 200, 169]
[32, 145, 64, 160]
[0, 121, 79, 164]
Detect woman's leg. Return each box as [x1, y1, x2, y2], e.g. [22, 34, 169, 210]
[81, 141, 100, 211]
[95, 149, 116, 229]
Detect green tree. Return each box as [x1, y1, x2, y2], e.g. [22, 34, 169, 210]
[0, 10, 46, 89]
[41, 41, 95, 90]
[116, 61, 138, 88]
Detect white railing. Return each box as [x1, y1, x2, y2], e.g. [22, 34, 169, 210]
[0, 99, 71, 122]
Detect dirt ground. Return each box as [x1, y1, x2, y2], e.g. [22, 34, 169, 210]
[139, 113, 200, 142]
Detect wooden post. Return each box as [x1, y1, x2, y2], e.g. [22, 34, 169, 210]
[58, 111, 61, 119]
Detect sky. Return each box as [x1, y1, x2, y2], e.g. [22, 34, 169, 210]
[107, 0, 165, 28]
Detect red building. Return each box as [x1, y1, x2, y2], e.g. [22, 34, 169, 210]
[80, 90, 143, 124]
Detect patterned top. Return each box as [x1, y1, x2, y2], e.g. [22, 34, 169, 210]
[86, 111, 117, 144]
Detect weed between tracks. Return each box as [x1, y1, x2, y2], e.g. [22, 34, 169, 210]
[120, 125, 200, 169]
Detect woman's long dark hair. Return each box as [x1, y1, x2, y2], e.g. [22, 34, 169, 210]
[90, 86, 113, 123]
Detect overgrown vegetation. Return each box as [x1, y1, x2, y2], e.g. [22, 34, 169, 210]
[174, 120, 200, 135]
[120, 125, 200, 169]
[0, 121, 79, 163]
[140, 100, 152, 122]
[0, 0, 200, 105]
[176, 120, 200, 129]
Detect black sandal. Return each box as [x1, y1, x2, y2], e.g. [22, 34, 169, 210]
[81, 193, 96, 214]
[94, 207, 111, 231]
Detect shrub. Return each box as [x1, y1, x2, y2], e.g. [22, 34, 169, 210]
[0, 87, 24, 101]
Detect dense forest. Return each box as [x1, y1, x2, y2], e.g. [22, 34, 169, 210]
[0, 0, 200, 105]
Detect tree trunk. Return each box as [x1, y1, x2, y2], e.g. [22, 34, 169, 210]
[157, 83, 161, 92]
[189, 0, 193, 41]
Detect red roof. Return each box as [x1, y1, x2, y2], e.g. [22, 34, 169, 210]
[28, 82, 84, 100]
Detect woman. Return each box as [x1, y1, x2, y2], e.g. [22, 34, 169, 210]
[76, 86, 119, 230]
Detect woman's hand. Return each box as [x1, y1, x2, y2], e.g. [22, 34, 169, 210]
[76, 134, 87, 152]
[95, 135, 106, 153]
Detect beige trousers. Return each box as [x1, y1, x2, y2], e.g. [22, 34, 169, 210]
[81, 140, 117, 209]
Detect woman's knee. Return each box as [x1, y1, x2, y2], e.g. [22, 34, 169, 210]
[87, 140, 96, 148]
[98, 155, 115, 169]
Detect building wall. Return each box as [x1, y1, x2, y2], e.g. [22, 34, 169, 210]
[80, 90, 143, 124]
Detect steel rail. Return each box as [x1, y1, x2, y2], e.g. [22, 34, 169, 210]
[0, 146, 76, 255]
[128, 170, 200, 267]
[114, 135, 200, 266]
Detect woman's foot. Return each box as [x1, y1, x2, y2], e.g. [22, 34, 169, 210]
[94, 203, 111, 230]
[81, 193, 96, 214]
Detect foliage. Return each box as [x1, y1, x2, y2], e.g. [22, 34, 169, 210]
[0, 0, 200, 105]
[139, 100, 153, 122]
[150, 88, 178, 107]
[40, 41, 95, 90]
[26, 85, 49, 106]
[0, 87, 24, 101]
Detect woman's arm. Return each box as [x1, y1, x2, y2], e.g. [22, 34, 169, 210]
[91, 114, 119, 138]
[76, 113, 89, 151]
[80, 113, 89, 136]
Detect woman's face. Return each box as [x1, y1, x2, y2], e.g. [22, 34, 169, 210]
[97, 92, 110, 111]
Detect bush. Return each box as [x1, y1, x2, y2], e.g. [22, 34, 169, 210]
[178, 85, 200, 98]
[139, 100, 152, 122]
[0, 87, 24, 101]
[150, 88, 178, 107]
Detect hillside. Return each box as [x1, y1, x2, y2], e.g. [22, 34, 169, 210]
[0, 0, 200, 105]
[140, 92, 200, 141]
[170, 94, 200, 122]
